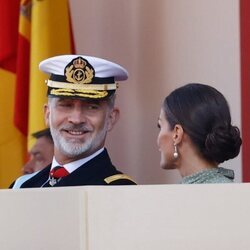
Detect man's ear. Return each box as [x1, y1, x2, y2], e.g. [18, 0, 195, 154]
[173, 124, 184, 145]
[44, 104, 50, 127]
[107, 108, 120, 131]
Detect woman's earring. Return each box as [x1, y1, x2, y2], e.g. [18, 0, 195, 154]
[173, 144, 178, 159]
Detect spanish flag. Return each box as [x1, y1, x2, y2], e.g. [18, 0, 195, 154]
[0, 1, 26, 188]
[0, 0, 74, 188]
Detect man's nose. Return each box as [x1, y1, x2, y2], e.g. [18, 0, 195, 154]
[22, 161, 34, 175]
[68, 108, 87, 124]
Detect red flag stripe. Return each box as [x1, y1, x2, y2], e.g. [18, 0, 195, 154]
[14, 34, 30, 136]
[0, 1, 19, 73]
[240, 0, 250, 182]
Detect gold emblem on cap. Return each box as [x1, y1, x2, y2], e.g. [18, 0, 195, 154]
[65, 57, 94, 84]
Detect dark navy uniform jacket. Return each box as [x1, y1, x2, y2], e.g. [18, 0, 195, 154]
[11, 149, 136, 188]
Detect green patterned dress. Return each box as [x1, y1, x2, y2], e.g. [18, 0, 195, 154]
[181, 167, 234, 184]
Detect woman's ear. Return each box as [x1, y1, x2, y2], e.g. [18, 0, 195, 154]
[173, 124, 184, 145]
[107, 108, 120, 131]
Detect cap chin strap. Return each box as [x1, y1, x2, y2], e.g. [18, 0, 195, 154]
[50, 88, 109, 99]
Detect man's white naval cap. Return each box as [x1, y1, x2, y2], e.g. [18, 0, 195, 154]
[39, 54, 128, 99]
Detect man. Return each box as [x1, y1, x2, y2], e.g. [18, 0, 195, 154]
[22, 128, 54, 174]
[12, 55, 136, 188]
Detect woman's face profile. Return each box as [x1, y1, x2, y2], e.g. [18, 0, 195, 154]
[157, 108, 176, 170]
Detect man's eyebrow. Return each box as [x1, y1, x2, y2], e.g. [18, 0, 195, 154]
[86, 99, 101, 104]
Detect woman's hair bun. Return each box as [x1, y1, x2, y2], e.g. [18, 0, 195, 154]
[204, 125, 242, 163]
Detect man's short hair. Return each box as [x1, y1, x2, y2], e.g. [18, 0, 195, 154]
[32, 128, 53, 142]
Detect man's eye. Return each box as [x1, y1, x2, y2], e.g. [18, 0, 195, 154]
[88, 104, 99, 110]
[58, 102, 72, 107]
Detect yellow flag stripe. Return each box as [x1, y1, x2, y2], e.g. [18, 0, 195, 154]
[0, 69, 26, 188]
[28, 0, 73, 148]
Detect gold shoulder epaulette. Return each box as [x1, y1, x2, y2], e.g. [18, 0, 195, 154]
[104, 174, 136, 184]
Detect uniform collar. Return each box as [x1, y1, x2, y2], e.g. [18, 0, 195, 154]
[51, 148, 104, 174]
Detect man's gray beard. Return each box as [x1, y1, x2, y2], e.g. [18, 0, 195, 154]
[49, 122, 108, 158]
[51, 128, 92, 157]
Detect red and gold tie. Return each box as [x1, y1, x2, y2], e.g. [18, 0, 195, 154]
[49, 166, 69, 186]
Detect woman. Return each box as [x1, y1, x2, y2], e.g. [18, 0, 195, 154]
[157, 83, 242, 184]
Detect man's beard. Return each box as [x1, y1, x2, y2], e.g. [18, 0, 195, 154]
[49, 119, 108, 158]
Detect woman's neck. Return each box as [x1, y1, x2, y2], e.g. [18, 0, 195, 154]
[178, 154, 217, 177]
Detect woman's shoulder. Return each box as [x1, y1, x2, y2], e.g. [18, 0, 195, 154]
[181, 167, 234, 184]
[205, 167, 234, 183]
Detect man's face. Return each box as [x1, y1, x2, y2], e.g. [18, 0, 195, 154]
[22, 137, 54, 174]
[44, 97, 119, 163]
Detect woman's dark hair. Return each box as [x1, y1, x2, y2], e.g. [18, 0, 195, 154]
[163, 83, 242, 163]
